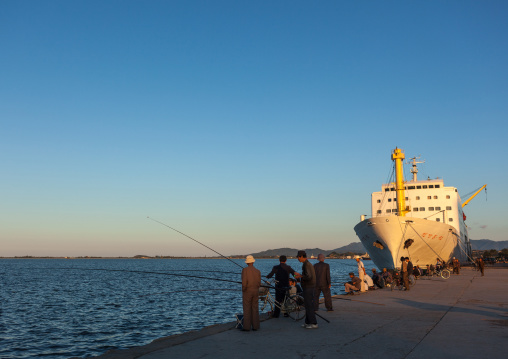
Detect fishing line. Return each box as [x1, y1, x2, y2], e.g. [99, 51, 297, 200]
[49, 267, 243, 285]
[140, 288, 241, 297]
[147, 217, 244, 270]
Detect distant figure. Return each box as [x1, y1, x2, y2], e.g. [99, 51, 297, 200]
[371, 268, 385, 289]
[313, 254, 333, 312]
[401, 256, 410, 291]
[478, 258, 485, 276]
[345, 272, 361, 294]
[413, 265, 421, 279]
[295, 250, 318, 329]
[381, 268, 393, 286]
[241, 255, 261, 331]
[355, 257, 366, 292]
[453, 258, 461, 275]
[266, 255, 298, 318]
[436, 258, 442, 272]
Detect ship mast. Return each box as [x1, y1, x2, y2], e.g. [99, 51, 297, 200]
[407, 156, 425, 182]
[391, 148, 408, 217]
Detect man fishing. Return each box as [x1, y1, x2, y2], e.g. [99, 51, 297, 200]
[266, 255, 299, 318]
[241, 255, 261, 331]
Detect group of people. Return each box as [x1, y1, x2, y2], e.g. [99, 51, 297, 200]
[241, 253, 478, 331]
[241, 251, 333, 331]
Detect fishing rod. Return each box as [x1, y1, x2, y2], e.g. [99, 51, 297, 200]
[148, 217, 244, 270]
[140, 288, 241, 297]
[51, 267, 243, 285]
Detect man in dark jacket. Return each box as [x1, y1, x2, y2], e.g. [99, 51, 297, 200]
[295, 250, 318, 329]
[266, 255, 298, 318]
[313, 254, 333, 312]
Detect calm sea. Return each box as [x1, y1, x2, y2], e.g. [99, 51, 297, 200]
[0, 258, 378, 359]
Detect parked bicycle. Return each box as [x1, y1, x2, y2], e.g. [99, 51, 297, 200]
[259, 279, 305, 320]
[422, 267, 450, 279]
[390, 271, 416, 291]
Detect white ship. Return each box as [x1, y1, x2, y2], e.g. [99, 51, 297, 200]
[354, 148, 486, 270]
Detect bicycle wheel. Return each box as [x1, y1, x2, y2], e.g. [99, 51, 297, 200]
[285, 295, 305, 321]
[441, 269, 451, 279]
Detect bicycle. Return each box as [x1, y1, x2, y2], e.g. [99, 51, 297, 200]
[390, 272, 416, 291]
[259, 280, 305, 320]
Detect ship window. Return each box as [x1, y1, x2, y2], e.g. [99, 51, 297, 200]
[386, 209, 391, 213]
[435, 207, 441, 211]
[377, 199, 381, 203]
[446, 206, 452, 210]
[377, 210, 382, 214]
[420, 207, 425, 211]
[436, 218, 440, 222]
[408, 186, 415, 190]
[434, 196, 438, 199]
[423, 185, 428, 189]
[390, 188, 395, 191]
[416, 196, 420, 200]
[417, 185, 422, 189]
[449, 218, 453, 222]
[427, 196, 431, 199]
[429, 207, 434, 211]
[446, 195, 450, 199]
[435, 185, 440, 188]
[388, 198, 392, 202]
[384, 188, 389, 192]
[429, 185, 434, 188]
[414, 207, 419, 212]
[405, 197, 408, 200]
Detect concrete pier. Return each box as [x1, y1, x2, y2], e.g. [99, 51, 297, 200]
[94, 268, 507, 359]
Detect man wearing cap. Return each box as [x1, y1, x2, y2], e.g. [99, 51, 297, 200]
[242, 255, 261, 331]
[295, 250, 318, 329]
[266, 255, 299, 318]
[313, 254, 333, 312]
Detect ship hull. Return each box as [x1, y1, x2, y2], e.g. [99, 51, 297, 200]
[354, 216, 467, 270]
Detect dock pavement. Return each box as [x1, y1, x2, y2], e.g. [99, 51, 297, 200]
[92, 268, 508, 359]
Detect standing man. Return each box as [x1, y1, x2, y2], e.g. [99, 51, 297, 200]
[355, 257, 366, 292]
[266, 255, 298, 318]
[401, 256, 410, 291]
[313, 254, 333, 312]
[295, 250, 318, 329]
[241, 255, 261, 331]
[478, 258, 485, 276]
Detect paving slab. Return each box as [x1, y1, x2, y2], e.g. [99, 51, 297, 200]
[92, 267, 508, 359]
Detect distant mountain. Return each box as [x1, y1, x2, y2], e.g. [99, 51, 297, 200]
[249, 242, 366, 257]
[470, 239, 508, 251]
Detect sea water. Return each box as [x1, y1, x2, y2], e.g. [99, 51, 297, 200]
[0, 258, 378, 358]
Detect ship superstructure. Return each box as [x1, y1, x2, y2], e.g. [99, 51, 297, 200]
[354, 148, 485, 270]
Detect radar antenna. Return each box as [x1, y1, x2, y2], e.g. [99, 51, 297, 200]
[406, 156, 425, 182]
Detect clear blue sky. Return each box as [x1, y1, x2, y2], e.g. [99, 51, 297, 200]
[1, 1, 506, 257]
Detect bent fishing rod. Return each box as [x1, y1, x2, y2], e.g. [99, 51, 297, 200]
[147, 217, 244, 270]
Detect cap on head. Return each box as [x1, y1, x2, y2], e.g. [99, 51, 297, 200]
[245, 255, 255, 264]
[349, 272, 354, 276]
[297, 250, 307, 258]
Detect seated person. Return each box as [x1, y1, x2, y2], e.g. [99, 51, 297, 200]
[344, 272, 361, 294]
[381, 268, 393, 286]
[413, 265, 421, 279]
[289, 278, 303, 296]
[371, 268, 385, 289]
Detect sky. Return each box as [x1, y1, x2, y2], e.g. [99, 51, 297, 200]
[1, 1, 507, 257]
